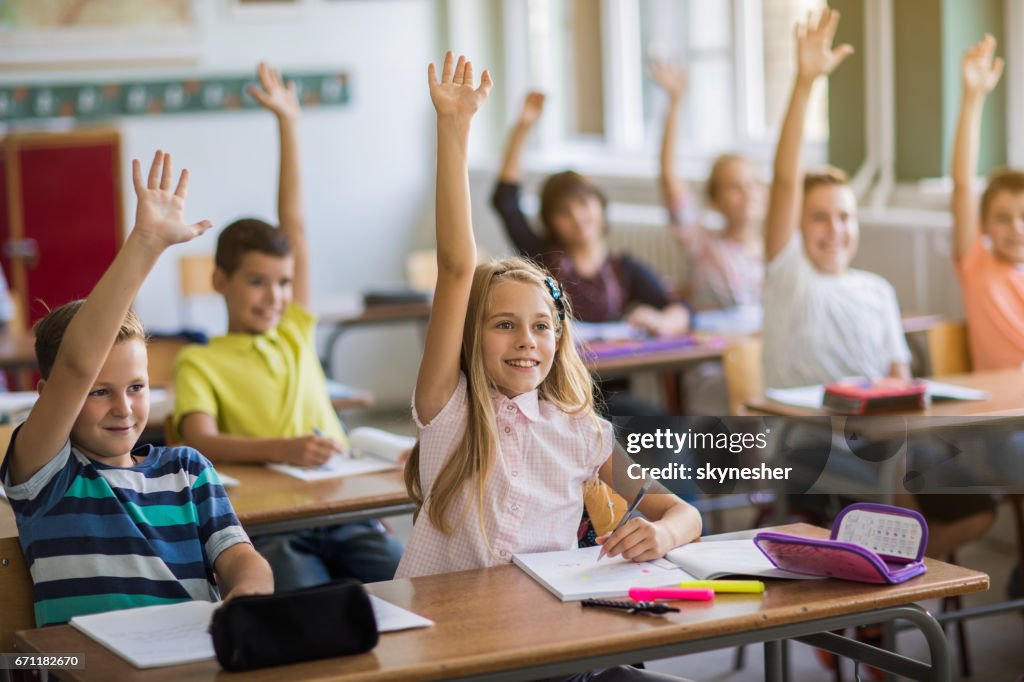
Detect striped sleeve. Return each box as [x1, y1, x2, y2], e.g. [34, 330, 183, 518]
[188, 453, 250, 565]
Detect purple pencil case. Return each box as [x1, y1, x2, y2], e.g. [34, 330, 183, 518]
[753, 503, 928, 584]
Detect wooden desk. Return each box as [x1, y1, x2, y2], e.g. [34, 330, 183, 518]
[748, 369, 1024, 424]
[219, 465, 413, 536]
[12, 524, 987, 682]
[318, 301, 431, 377]
[583, 335, 734, 379]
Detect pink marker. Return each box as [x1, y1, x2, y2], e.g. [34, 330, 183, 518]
[628, 587, 714, 602]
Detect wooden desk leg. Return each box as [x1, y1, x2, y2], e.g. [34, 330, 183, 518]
[764, 639, 785, 682]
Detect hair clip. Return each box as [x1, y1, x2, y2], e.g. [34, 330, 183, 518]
[545, 276, 565, 321]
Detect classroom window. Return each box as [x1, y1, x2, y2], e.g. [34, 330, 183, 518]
[511, 0, 828, 167]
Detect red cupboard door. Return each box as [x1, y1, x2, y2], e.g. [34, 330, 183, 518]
[1, 130, 123, 327]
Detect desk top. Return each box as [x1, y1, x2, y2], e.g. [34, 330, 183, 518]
[748, 369, 1024, 421]
[13, 524, 989, 682]
[219, 464, 409, 531]
[585, 335, 734, 377]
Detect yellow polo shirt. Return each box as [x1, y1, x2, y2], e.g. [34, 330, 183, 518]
[173, 302, 348, 447]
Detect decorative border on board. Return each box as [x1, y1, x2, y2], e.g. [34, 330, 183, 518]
[0, 71, 349, 122]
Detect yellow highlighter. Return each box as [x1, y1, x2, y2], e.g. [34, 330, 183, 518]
[678, 580, 765, 594]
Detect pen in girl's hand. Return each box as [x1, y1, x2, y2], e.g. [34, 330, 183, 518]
[597, 481, 653, 561]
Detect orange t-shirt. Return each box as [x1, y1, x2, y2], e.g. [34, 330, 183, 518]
[958, 237, 1024, 371]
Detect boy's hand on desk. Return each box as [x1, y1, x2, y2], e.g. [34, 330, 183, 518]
[596, 517, 674, 563]
[249, 61, 301, 122]
[283, 434, 345, 467]
[222, 580, 273, 602]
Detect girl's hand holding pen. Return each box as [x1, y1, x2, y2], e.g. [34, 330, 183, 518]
[596, 517, 676, 563]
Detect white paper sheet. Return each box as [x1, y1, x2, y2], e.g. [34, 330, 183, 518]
[370, 595, 434, 632]
[69, 601, 217, 669]
[923, 380, 991, 401]
[764, 385, 825, 409]
[267, 455, 396, 481]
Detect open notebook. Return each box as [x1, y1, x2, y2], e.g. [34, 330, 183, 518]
[267, 427, 413, 481]
[513, 540, 812, 602]
[69, 596, 433, 669]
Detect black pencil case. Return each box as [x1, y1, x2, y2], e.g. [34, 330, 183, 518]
[209, 579, 379, 671]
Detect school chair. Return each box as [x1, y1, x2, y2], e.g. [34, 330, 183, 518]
[0, 535, 33, 655]
[721, 338, 763, 416]
[924, 321, 971, 376]
[177, 253, 217, 328]
[147, 336, 193, 389]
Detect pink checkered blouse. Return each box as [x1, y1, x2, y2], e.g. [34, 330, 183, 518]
[396, 373, 614, 578]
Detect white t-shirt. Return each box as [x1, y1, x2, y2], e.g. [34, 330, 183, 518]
[763, 238, 911, 389]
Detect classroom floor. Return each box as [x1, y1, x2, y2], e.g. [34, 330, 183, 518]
[349, 409, 1024, 682]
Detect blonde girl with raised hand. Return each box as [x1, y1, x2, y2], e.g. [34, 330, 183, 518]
[398, 53, 701, 598]
[651, 60, 764, 314]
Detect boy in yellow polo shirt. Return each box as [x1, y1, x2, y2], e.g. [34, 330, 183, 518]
[174, 62, 401, 589]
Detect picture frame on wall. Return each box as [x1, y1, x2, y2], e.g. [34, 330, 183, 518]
[228, 0, 310, 21]
[0, 0, 200, 70]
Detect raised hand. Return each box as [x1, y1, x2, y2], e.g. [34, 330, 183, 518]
[649, 59, 688, 100]
[962, 34, 1004, 96]
[131, 151, 212, 248]
[795, 8, 854, 83]
[517, 91, 546, 127]
[248, 61, 300, 121]
[428, 51, 492, 120]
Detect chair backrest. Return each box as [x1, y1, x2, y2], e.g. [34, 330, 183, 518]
[721, 338, 763, 416]
[147, 336, 191, 389]
[0, 535, 34, 650]
[179, 253, 216, 297]
[926, 321, 971, 376]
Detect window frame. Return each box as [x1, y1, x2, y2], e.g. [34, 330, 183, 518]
[497, 0, 827, 179]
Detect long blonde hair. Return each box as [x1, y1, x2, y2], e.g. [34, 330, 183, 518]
[404, 257, 597, 534]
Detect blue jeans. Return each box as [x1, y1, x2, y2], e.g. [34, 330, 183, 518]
[252, 520, 403, 591]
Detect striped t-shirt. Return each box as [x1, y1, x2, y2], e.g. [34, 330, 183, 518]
[1, 432, 250, 626]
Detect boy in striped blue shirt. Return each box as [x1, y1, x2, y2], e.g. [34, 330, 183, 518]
[0, 151, 273, 626]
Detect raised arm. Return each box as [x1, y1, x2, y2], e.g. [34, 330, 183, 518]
[498, 91, 544, 183]
[651, 60, 691, 225]
[415, 53, 492, 423]
[248, 62, 309, 307]
[951, 35, 1004, 262]
[10, 152, 210, 485]
[765, 9, 853, 262]
[492, 93, 549, 259]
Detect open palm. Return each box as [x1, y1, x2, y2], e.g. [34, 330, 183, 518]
[428, 52, 492, 119]
[249, 61, 300, 120]
[962, 35, 1004, 95]
[796, 9, 854, 81]
[649, 60, 688, 98]
[132, 151, 211, 247]
[519, 91, 545, 126]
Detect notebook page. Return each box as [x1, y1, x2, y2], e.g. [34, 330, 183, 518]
[513, 545, 688, 601]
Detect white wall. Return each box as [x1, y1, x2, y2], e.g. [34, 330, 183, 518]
[4, 0, 443, 406]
